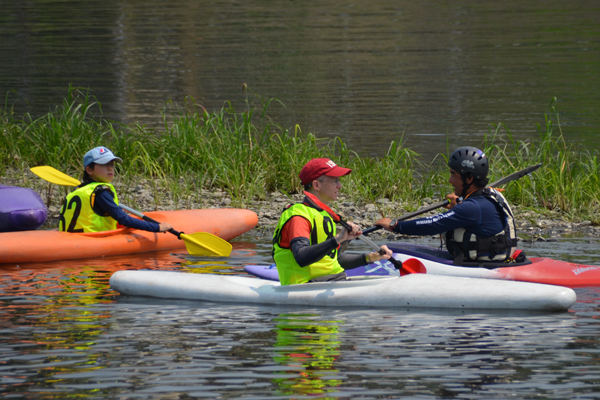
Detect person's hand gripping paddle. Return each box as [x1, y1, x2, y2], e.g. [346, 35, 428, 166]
[303, 191, 425, 275]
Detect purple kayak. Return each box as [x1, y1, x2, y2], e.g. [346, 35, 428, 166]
[0, 185, 47, 232]
[244, 260, 399, 282]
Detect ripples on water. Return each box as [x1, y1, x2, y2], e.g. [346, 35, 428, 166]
[1, 238, 600, 399]
[2, 0, 600, 396]
[1, 0, 599, 158]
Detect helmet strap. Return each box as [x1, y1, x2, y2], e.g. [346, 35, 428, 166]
[460, 174, 472, 198]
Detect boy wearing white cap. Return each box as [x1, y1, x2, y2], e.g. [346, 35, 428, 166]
[58, 146, 173, 233]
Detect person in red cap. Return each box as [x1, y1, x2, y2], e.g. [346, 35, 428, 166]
[272, 158, 392, 285]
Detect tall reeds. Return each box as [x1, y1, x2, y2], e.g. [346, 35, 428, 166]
[483, 97, 600, 220]
[1, 89, 598, 221]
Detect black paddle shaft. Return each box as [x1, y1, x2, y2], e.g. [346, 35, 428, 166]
[362, 163, 542, 236]
[336, 218, 403, 270]
[119, 204, 184, 238]
[303, 194, 403, 270]
[361, 200, 449, 235]
[142, 217, 183, 238]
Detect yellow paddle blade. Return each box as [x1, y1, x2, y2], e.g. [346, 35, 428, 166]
[31, 166, 81, 186]
[180, 232, 232, 257]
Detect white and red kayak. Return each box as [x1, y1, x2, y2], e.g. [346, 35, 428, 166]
[244, 243, 600, 288]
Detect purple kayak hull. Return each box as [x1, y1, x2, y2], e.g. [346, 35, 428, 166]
[244, 261, 398, 281]
[0, 185, 47, 232]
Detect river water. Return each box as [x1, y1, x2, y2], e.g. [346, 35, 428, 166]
[2, 235, 600, 399]
[2, 1, 600, 397]
[1, 0, 599, 158]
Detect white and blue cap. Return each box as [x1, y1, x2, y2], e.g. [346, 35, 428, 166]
[83, 146, 123, 168]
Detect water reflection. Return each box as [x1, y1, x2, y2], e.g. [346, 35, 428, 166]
[183, 241, 260, 274]
[272, 313, 343, 397]
[1, 238, 600, 398]
[0, 250, 184, 397]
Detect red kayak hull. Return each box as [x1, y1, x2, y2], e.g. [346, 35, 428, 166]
[386, 244, 600, 288]
[493, 257, 600, 288]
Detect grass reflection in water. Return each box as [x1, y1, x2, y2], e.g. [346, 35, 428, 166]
[272, 313, 343, 397]
[0, 250, 183, 398]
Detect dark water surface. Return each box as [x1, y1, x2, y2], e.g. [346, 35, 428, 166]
[1, 0, 599, 158]
[2, 236, 600, 399]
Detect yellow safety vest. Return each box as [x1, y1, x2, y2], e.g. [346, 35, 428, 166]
[59, 182, 119, 233]
[272, 202, 344, 285]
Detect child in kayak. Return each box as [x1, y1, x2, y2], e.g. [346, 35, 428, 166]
[58, 146, 173, 233]
[272, 158, 392, 285]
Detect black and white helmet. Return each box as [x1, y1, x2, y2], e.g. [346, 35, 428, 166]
[448, 147, 488, 179]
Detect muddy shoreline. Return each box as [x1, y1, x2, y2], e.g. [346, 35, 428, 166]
[3, 169, 599, 241]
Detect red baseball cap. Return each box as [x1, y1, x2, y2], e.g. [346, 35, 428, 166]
[299, 158, 352, 185]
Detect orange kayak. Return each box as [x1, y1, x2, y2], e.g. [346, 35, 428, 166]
[0, 208, 258, 264]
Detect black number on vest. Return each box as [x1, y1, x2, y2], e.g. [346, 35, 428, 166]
[62, 196, 84, 233]
[58, 201, 66, 231]
[323, 216, 337, 259]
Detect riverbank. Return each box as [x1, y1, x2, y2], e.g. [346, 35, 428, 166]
[3, 91, 600, 236]
[3, 168, 598, 242]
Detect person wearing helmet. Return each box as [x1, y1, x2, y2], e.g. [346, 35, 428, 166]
[272, 158, 393, 285]
[59, 146, 173, 233]
[375, 147, 518, 265]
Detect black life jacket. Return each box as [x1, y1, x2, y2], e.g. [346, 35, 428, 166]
[445, 188, 518, 265]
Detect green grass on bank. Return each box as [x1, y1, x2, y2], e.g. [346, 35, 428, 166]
[1, 88, 599, 222]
